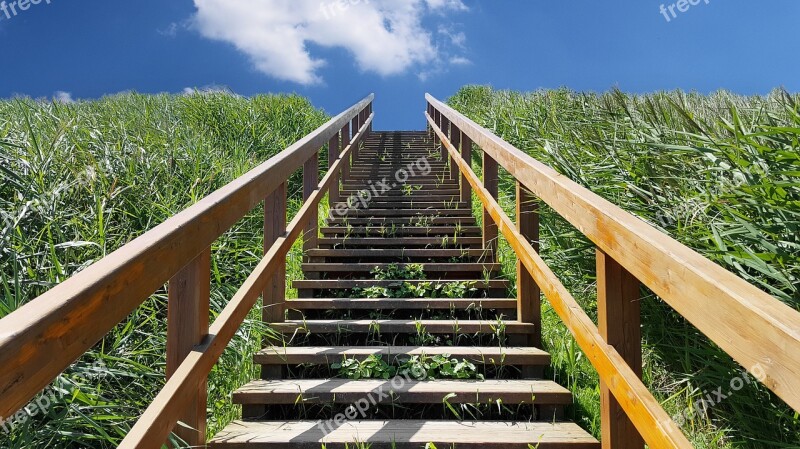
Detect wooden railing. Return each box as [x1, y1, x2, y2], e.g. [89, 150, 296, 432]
[0, 94, 374, 448]
[426, 94, 800, 449]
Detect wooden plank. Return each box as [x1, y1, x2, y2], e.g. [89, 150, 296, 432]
[517, 182, 542, 348]
[116, 112, 374, 449]
[262, 182, 287, 380]
[598, 249, 644, 449]
[328, 131, 341, 205]
[284, 297, 514, 310]
[427, 111, 693, 449]
[428, 93, 800, 415]
[232, 378, 573, 405]
[271, 319, 536, 335]
[483, 151, 499, 256]
[166, 248, 210, 447]
[319, 227, 480, 237]
[450, 125, 461, 181]
[0, 95, 374, 420]
[305, 248, 492, 259]
[291, 279, 510, 290]
[317, 237, 483, 247]
[300, 263, 499, 272]
[461, 131, 473, 208]
[210, 420, 600, 449]
[303, 152, 319, 262]
[255, 346, 550, 366]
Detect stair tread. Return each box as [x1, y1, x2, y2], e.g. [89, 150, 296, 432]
[301, 263, 497, 272]
[233, 378, 573, 404]
[210, 420, 600, 448]
[255, 346, 550, 365]
[270, 319, 536, 334]
[285, 298, 515, 309]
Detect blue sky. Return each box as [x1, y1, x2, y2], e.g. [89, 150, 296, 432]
[0, 0, 798, 130]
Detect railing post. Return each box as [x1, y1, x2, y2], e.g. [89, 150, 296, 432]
[461, 132, 473, 208]
[262, 182, 287, 379]
[482, 151, 499, 257]
[341, 122, 351, 183]
[303, 152, 319, 264]
[167, 247, 210, 447]
[450, 126, 460, 182]
[517, 183, 541, 349]
[328, 130, 341, 206]
[351, 116, 360, 160]
[433, 109, 440, 147]
[441, 115, 450, 163]
[597, 249, 644, 449]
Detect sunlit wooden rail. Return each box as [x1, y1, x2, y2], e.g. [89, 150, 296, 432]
[426, 94, 800, 449]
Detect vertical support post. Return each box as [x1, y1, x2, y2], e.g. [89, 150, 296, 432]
[516, 183, 541, 349]
[450, 126, 460, 182]
[482, 152, 499, 257]
[261, 182, 287, 379]
[328, 130, 341, 206]
[433, 109, 440, 146]
[303, 152, 319, 263]
[441, 116, 450, 163]
[597, 250, 644, 449]
[341, 122, 351, 185]
[461, 133, 473, 208]
[351, 116, 360, 160]
[167, 248, 210, 447]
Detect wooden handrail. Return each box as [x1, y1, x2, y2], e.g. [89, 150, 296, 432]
[0, 94, 373, 428]
[427, 112, 692, 449]
[426, 92, 800, 447]
[119, 113, 373, 448]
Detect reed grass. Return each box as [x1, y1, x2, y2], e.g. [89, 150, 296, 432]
[0, 91, 328, 448]
[449, 85, 800, 448]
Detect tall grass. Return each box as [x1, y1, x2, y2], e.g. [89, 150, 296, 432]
[0, 91, 329, 447]
[448, 86, 800, 448]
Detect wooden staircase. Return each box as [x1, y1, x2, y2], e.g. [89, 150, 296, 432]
[209, 132, 600, 448]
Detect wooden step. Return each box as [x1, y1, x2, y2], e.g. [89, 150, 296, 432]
[300, 263, 499, 274]
[339, 190, 460, 197]
[285, 297, 514, 310]
[318, 238, 483, 249]
[305, 248, 492, 261]
[292, 279, 510, 290]
[325, 217, 477, 226]
[336, 209, 474, 218]
[255, 346, 550, 366]
[271, 319, 535, 335]
[319, 227, 480, 237]
[232, 378, 573, 405]
[210, 420, 600, 449]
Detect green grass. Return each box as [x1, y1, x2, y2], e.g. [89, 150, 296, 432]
[0, 91, 329, 448]
[448, 85, 800, 448]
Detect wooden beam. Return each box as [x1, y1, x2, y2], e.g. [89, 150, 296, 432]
[450, 126, 460, 182]
[0, 95, 374, 420]
[303, 152, 320, 262]
[598, 249, 644, 449]
[461, 133, 473, 208]
[483, 151, 499, 256]
[167, 248, 210, 447]
[328, 131, 341, 205]
[427, 112, 693, 449]
[517, 183, 541, 349]
[426, 94, 800, 414]
[341, 122, 351, 183]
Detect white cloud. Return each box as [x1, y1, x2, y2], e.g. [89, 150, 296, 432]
[449, 56, 472, 66]
[191, 0, 470, 85]
[53, 91, 74, 103]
